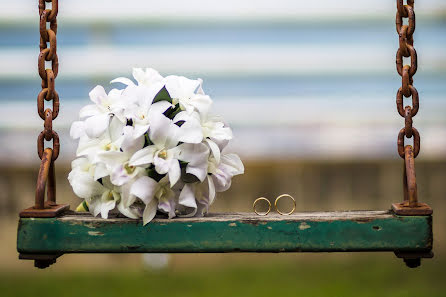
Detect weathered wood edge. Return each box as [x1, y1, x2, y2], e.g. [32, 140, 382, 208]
[57, 210, 394, 223]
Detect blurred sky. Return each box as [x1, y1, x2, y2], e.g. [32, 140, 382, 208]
[0, 0, 445, 165]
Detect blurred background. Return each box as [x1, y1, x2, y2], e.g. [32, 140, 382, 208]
[0, 0, 445, 296]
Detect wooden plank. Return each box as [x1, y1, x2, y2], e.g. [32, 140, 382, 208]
[17, 211, 432, 254]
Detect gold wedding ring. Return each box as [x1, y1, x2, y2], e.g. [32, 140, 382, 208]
[274, 194, 296, 215]
[253, 197, 271, 216]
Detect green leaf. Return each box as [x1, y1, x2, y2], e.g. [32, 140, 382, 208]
[181, 167, 200, 183]
[164, 103, 182, 120]
[170, 105, 182, 118]
[153, 86, 172, 103]
[144, 132, 153, 147]
[146, 168, 165, 182]
[75, 200, 89, 212]
[174, 120, 185, 127]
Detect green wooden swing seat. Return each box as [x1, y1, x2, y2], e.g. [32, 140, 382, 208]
[17, 210, 432, 268]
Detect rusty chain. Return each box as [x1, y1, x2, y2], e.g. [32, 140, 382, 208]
[37, 0, 59, 161]
[396, 0, 420, 208]
[396, 0, 419, 159]
[392, 0, 433, 217]
[19, 0, 68, 219]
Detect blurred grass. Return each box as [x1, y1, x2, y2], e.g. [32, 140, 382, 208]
[1, 254, 445, 297]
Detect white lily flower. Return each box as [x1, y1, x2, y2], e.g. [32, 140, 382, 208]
[201, 114, 233, 142]
[130, 176, 175, 225]
[209, 153, 244, 192]
[177, 183, 198, 217]
[79, 86, 127, 138]
[75, 116, 125, 157]
[95, 126, 146, 186]
[177, 143, 210, 183]
[195, 177, 216, 216]
[68, 158, 120, 219]
[129, 112, 203, 186]
[68, 157, 102, 199]
[113, 71, 173, 139]
[125, 99, 173, 139]
[175, 111, 233, 164]
[165, 75, 212, 115]
[177, 177, 215, 217]
[71, 116, 126, 180]
[177, 152, 243, 217]
[88, 177, 121, 219]
[116, 180, 144, 219]
[157, 197, 176, 219]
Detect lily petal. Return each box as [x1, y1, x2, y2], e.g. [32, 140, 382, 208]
[132, 124, 150, 139]
[143, 198, 158, 225]
[120, 181, 137, 208]
[70, 121, 85, 139]
[211, 154, 243, 193]
[117, 202, 140, 219]
[221, 154, 245, 176]
[88, 198, 102, 217]
[132, 68, 164, 86]
[100, 199, 116, 219]
[147, 101, 173, 120]
[129, 146, 156, 167]
[79, 104, 101, 119]
[93, 163, 109, 181]
[89, 85, 108, 105]
[111, 77, 135, 87]
[158, 199, 176, 219]
[205, 139, 221, 164]
[110, 164, 133, 186]
[190, 93, 212, 115]
[165, 75, 201, 99]
[208, 176, 216, 205]
[148, 113, 173, 147]
[85, 113, 110, 138]
[178, 184, 197, 217]
[174, 112, 203, 144]
[168, 159, 181, 187]
[130, 176, 158, 205]
[68, 170, 104, 199]
[121, 126, 145, 154]
[177, 143, 209, 182]
[154, 155, 170, 175]
[96, 151, 129, 168]
[108, 116, 125, 141]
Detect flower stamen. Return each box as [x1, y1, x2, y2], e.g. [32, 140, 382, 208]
[125, 163, 135, 174]
[158, 150, 168, 159]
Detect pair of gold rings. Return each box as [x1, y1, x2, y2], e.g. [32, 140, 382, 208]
[253, 194, 296, 216]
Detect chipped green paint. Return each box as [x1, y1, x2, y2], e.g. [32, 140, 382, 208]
[17, 211, 432, 254]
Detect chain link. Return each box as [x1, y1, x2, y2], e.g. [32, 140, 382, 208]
[396, 0, 419, 159]
[37, 0, 59, 161]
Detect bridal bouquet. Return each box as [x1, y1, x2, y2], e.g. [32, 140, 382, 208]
[68, 68, 244, 224]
